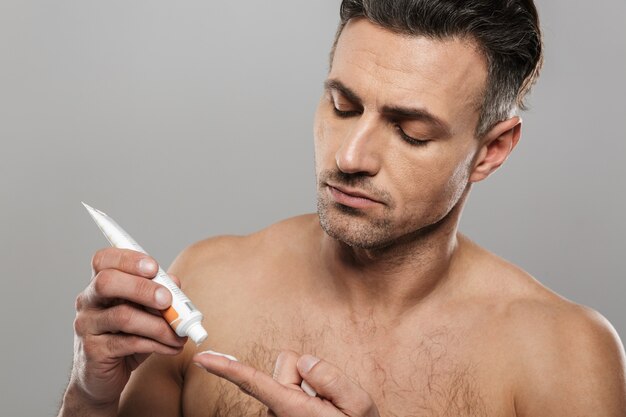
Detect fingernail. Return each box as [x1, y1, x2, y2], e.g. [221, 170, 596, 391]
[299, 355, 320, 374]
[139, 258, 157, 274]
[199, 350, 238, 361]
[154, 287, 170, 307]
[301, 380, 317, 397]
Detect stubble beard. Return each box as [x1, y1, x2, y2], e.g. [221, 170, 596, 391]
[317, 185, 398, 250]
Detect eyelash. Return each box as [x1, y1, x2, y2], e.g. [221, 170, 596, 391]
[332, 106, 430, 147]
[332, 107, 360, 118]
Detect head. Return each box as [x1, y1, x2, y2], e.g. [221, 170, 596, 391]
[315, 0, 543, 249]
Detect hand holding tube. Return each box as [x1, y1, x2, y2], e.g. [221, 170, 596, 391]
[59, 248, 187, 415]
[81, 203, 208, 345]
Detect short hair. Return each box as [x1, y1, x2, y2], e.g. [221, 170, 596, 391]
[331, 0, 543, 137]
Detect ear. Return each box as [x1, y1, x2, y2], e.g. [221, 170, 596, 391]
[469, 116, 522, 183]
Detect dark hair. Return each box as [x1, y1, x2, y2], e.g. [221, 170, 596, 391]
[331, 0, 543, 137]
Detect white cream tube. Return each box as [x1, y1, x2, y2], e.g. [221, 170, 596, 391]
[82, 202, 208, 345]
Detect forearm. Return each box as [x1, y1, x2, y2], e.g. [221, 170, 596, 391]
[58, 383, 119, 417]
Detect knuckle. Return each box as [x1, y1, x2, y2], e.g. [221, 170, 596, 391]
[105, 334, 122, 354]
[319, 371, 341, 392]
[238, 380, 258, 399]
[81, 335, 99, 360]
[109, 304, 134, 330]
[92, 270, 113, 295]
[75, 293, 85, 311]
[91, 248, 110, 273]
[234, 364, 261, 399]
[74, 316, 84, 336]
[73, 314, 86, 336]
[285, 389, 306, 408]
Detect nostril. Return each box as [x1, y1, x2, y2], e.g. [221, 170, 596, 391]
[335, 148, 379, 176]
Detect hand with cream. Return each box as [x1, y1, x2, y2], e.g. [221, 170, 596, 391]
[193, 350, 381, 417]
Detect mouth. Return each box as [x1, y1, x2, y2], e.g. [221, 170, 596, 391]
[325, 183, 384, 209]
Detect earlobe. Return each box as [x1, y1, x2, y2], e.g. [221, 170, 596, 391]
[469, 117, 522, 183]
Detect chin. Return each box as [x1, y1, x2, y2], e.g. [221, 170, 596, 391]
[317, 198, 397, 249]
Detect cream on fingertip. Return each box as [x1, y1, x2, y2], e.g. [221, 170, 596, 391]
[198, 350, 238, 362]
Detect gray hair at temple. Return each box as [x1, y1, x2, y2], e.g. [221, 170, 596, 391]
[331, 0, 544, 137]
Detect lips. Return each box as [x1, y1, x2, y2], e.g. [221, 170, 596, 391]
[326, 183, 384, 209]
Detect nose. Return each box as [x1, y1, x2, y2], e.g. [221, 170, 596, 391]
[334, 114, 382, 176]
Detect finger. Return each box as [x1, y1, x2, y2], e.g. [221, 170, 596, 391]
[84, 303, 186, 348]
[91, 248, 158, 278]
[272, 351, 317, 397]
[193, 352, 310, 416]
[84, 334, 183, 360]
[297, 355, 377, 416]
[273, 350, 302, 387]
[81, 269, 172, 310]
[300, 380, 318, 398]
[144, 274, 181, 316]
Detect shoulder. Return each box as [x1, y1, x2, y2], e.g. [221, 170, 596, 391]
[167, 213, 320, 286]
[494, 272, 626, 414]
[459, 237, 626, 414]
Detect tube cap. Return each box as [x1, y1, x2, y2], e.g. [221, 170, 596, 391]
[187, 322, 208, 345]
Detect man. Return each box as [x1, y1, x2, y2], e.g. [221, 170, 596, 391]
[59, 1, 626, 416]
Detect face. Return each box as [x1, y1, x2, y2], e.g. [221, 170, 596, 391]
[314, 18, 489, 249]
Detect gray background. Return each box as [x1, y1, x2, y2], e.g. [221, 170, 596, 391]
[1, 1, 624, 415]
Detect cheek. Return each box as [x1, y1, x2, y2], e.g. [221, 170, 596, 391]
[313, 107, 343, 168]
[433, 149, 475, 212]
[388, 146, 472, 212]
[313, 106, 327, 169]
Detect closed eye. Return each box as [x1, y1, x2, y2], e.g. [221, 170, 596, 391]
[332, 106, 361, 118]
[395, 124, 430, 146]
[331, 99, 430, 147]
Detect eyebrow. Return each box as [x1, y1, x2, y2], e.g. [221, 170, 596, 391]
[324, 79, 362, 105]
[324, 78, 453, 138]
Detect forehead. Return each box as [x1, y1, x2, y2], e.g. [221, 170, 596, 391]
[330, 18, 487, 132]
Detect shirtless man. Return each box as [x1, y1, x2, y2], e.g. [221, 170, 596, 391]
[58, 1, 626, 416]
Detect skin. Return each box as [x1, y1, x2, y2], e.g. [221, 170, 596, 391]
[59, 18, 626, 417]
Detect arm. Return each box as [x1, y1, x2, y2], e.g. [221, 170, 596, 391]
[515, 306, 626, 416]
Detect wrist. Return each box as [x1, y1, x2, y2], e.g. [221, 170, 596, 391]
[58, 382, 119, 417]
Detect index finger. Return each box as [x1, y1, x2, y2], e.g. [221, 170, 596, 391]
[193, 352, 310, 415]
[91, 248, 158, 277]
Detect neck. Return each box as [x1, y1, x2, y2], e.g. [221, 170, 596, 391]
[318, 196, 470, 322]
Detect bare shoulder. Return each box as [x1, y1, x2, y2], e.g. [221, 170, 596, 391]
[510, 297, 626, 415]
[163, 214, 321, 370]
[167, 213, 320, 290]
[463, 238, 626, 415]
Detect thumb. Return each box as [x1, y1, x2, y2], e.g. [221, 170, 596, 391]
[297, 355, 379, 417]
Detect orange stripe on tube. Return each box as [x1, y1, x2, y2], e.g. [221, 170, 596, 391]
[162, 306, 180, 329]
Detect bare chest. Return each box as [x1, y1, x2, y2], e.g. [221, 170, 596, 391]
[182, 315, 515, 417]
